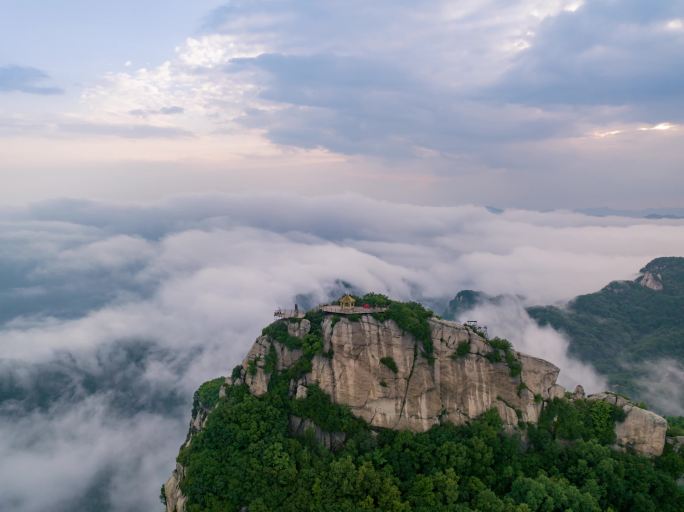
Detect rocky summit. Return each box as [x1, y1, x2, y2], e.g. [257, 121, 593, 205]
[239, 315, 564, 432]
[163, 297, 677, 512]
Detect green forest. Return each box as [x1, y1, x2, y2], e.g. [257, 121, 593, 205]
[168, 377, 684, 511]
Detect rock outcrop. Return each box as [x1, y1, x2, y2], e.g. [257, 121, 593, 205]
[588, 392, 668, 456]
[166, 308, 673, 511]
[163, 390, 216, 512]
[289, 416, 346, 450]
[239, 315, 561, 432]
[237, 314, 669, 456]
[638, 270, 664, 291]
[164, 464, 187, 512]
[667, 436, 684, 453]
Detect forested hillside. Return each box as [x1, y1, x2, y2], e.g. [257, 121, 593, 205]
[168, 376, 684, 511]
[527, 257, 684, 397]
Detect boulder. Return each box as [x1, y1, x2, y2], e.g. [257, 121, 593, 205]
[588, 392, 667, 456]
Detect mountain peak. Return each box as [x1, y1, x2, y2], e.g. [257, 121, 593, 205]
[163, 296, 679, 512]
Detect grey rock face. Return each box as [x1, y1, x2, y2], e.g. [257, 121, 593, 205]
[666, 436, 684, 453]
[289, 416, 346, 451]
[239, 336, 303, 396]
[638, 271, 664, 291]
[245, 316, 560, 431]
[240, 316, 668, 457]
[164, 464, 187, 512]
[588, 392, 668, 456]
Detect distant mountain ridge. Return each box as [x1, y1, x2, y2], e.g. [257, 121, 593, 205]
[577, 208, 684, 219]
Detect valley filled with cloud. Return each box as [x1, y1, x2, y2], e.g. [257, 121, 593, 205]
[1, 194, 684, 511]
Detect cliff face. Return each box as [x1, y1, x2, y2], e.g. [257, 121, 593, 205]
[240, 315, 564, 432]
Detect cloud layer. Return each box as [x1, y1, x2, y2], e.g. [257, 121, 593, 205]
[1, 193, 684, 511]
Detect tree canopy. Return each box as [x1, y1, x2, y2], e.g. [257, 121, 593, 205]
[171, 378, 684, 512]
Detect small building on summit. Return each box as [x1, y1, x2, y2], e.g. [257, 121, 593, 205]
[339, 294, 356, 310]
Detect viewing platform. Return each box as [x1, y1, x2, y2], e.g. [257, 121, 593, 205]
[275, 295, 388, 320]
[320, 305, 388, 315]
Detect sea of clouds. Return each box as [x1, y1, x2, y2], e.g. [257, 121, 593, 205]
[1, 193, 684, 511]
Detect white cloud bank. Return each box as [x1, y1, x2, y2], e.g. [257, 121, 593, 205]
[1, 193, 684, 511]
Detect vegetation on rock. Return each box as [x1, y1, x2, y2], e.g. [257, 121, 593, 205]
[261, 320, 302, 350]
[454, 340, 471, 358]
[537, 397, 626, 445]
[486, 337, 522, 378]
[363, 295, 435, 361]
[667, 416, 684, 437]
[191, 377, 224, 418]
[380, 356, 399, 374]
[171, 292, 684, 510]
[174, 373, 684, 512]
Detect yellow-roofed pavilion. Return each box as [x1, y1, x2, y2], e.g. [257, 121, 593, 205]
[339, 294, 356, 309]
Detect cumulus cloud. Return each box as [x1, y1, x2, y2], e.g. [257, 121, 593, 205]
[1, 193, 684, 511]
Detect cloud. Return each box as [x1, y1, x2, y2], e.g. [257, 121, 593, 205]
[492, 0, 684, 119]
[0, 65, 63, 95]
[0, 395, 186, 512]
[229, 53, 572, 157]
[128, 106, 185, 118]
[59, 122, 193, 139]
[76, 1, 586, 160]
[0, 1, 676, 210]
[1, 196, 684, 511]
[634, 359, 684, 415]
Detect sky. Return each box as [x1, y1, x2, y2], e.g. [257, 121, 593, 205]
[1, 0, 683, 208]
[2, 2, 684, 511]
